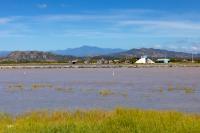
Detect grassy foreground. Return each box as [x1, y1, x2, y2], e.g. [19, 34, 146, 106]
[0, 108, 200, 133]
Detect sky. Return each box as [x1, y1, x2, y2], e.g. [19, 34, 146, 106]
[0, 0, 200, 52]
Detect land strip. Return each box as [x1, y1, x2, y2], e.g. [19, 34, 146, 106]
[0, 63, 200, 69]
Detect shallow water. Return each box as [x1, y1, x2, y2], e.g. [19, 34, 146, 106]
[0, 68, 200, 114]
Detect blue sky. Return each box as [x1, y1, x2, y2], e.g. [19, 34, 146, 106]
[0, 0, 200, 52]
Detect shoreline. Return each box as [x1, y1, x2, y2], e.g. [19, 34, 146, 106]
[1, 107, 200, 117]
[0, 63, 200, 69]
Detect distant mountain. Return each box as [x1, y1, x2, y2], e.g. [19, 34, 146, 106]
[112, 48, 199, 58]
[1, 48, 200, 62]
[5, 51, 75, 62]
[52, 45, 125, 57]
[0, 51, 10, 57]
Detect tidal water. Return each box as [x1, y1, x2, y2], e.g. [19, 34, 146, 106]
[0, 68, 200, 114]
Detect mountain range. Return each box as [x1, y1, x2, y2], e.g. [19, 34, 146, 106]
[51, 45, 125, 57]
[5, 51, 75, 62]
[112, 48, 196, 58]
[0, 51, 10, 57]
[0, 46, 199, 60]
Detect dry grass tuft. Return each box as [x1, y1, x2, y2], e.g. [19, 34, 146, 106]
[99, 89, 114, 96]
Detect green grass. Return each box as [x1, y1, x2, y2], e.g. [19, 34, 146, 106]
[0, 108, 200, 133]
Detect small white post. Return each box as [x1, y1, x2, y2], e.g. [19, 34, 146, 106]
[192, 52, 194, 63]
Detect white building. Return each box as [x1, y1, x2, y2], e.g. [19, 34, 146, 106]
[135, 56, 155, 64]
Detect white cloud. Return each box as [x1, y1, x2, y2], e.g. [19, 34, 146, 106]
[60, 4, 71, 8]
[33, 14, 123, 22]
[1, 9, 200, 48]
[0, 18, 12, 24]
[118, 20, 200, 30]
[37, 4, 48, 9]
[154, 44, 162, 49]
[161, 39, 200, 53]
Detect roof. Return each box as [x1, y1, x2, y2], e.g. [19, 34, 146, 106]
[135, 57, 155, 64]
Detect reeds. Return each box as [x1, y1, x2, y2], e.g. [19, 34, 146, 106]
[31, 83, 53, 90]
[183, 87, 195, 94]
[99, 89, 114, 96]
[158, 85, 195, 94]
[55, 87, 74, 93]
[7, 83, 25, 92]
[0, 108, 199, 133]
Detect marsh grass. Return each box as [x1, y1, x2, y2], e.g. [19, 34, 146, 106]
[81, 88, 96, 93]
[0, 108, 200, 133]
[158, 85, 195, 94]
[159, 87, 164, 93]
[55, 87, 74, 93]
[5, 83, 128, 97]
[167, 85, 174, 92]
[99, 89, 114, 96]
[7, 83, 25, 92]
[31, 83, 53, 90]
[119, 92, 128, 98]
[183, 87, 195, 94]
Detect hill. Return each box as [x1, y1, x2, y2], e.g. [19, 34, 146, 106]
[0, 51, 10, 57]
[112, 48, 198, 58]
[5, 51, 75, 62]
[52, 45, 125, 57]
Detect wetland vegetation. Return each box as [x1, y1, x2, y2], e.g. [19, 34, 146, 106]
[0, 108, 200, 133]
[157, 85, 196, 94]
